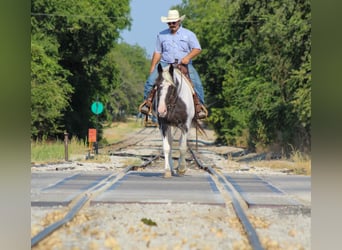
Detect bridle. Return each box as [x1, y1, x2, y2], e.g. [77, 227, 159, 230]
[154, 62, 192, 120]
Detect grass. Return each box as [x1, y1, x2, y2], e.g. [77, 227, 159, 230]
[102, 118, 143, 144]
[288, 149, 311, 175]
[31, 118, 311, 175]
[251, 159, 311, 175]
[31, 137, 88, 164]
[250, 150, 311, 175]
[31, 117, 144, 164]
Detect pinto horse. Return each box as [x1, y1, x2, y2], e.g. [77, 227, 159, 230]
[152, 63, 204, 178]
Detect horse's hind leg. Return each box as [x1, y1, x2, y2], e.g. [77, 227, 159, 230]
[163, 128, 174, 178]
[177, 131, 187, 176]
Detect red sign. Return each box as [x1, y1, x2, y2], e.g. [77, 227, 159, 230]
[88, 129, 97, 142]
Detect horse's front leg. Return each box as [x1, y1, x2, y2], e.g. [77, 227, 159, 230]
[177, 131, 187, 176]
[163, 128, 174, 178]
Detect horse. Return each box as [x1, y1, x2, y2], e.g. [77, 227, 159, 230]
[152, 63, 204, 178]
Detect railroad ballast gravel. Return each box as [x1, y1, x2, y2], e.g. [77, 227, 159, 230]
[31, 127, 310, 249]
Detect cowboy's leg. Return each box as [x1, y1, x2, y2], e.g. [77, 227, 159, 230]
[140, 64, 161, 115]
[140, 69, 158, 115]
[187, 64, 205, 104]
[144, 68, 159, 100]
[140, 62, 170, 116]
[187, 64, 207, 119]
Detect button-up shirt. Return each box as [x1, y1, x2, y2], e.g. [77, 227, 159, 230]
[154, 26, 201, 64]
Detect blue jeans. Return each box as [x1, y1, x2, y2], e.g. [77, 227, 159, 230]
[144, 62, 205, 104]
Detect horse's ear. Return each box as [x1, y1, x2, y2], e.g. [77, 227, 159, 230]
[157, 63, 163, 74]
[169, 63, 174, 77]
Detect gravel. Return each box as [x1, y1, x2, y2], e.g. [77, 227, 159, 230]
[31, 127, 311, 250]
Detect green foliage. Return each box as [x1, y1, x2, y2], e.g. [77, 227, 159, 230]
[31, 0, 132, 140]
[31, 34, 73, 139]
[106, 43, 150, 120]
[31, 0, 311, 155]
[177, 0, 311, 154]
[31, 136, 87, 163]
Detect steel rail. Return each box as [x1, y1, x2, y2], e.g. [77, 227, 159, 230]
[31, 194, 88, 247]
[32, 131, 262, 248]
[189, 147, 265, 250]
[31, 165, 134, 248]
[104, 127, 155, 151]
[31, 143, 163, 249]
[31, 128, 161, 247]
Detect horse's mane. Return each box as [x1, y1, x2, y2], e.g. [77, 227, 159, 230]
[161, 68, 175, 86]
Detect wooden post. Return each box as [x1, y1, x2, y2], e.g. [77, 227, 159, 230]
[64, 132, 69, 161]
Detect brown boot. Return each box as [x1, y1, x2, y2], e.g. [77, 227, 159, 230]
[175, 64, 207, 119]
[193, 93, 208, 119]
[139, 102, 150, 115]
[139, 86, 157, 115]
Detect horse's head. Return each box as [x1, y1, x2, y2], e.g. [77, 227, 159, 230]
[155, 64, 176, 118]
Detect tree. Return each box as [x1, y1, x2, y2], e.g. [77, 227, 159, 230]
[31, 0, 131, 139]
[176, 0, 311, 153]
[107, 43, 150, 120]
[31, 33, 73, 139]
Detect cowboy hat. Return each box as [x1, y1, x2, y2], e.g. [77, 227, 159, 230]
[161, 10, 185, 23]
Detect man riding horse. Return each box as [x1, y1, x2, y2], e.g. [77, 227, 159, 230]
[139, 9, 207, 120]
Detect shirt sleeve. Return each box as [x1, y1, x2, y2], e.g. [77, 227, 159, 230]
[154, 34, 162, 53]
[188, 31, 201, 50]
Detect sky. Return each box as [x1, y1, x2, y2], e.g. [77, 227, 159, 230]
[120, 0, 183, 59]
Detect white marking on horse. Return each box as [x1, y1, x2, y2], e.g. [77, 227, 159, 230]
[154, 64, 195, 178]
[157, 70, 175, 117]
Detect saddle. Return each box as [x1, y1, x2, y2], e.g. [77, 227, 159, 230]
[172, 60, 192, 83]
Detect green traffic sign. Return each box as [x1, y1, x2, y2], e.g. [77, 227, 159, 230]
[91, 101, 104, 115]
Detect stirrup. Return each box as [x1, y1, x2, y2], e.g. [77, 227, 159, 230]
[139, 101, 150, 115]
[196, 105, 208, 119]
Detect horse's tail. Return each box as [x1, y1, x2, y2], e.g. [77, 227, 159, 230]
[192, 119, 207, 137]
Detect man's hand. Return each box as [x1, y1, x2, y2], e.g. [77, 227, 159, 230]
[181, 57, 190, 65]
[149, 66, 155, 74]
[150, 52, 161, 74]
[181, 48, 201, 65]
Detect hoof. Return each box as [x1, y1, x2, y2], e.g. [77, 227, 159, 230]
[164, 172, 172, 178]
[177, 167, 186, 176]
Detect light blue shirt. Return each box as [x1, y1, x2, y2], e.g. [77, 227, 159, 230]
[154, 26, 201, 64]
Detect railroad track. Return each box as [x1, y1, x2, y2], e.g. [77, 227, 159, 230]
[103, 127, 155, 152]
[31, 126, 309, 249]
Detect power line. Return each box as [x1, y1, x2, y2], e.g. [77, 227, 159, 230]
[31, 12, 129, 20]
[31, 12, 267, 23]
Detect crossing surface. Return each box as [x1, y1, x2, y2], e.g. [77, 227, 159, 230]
[31, 171, 310, 208]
